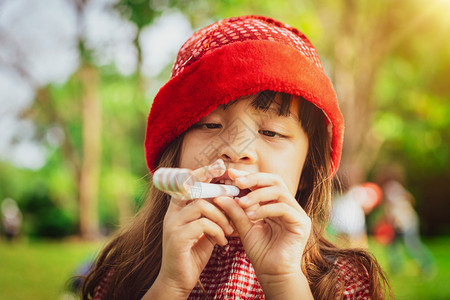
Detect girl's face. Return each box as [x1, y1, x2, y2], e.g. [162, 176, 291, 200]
[179, 94, 309, 196]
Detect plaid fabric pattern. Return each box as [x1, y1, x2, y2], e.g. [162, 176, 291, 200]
[334, 256, 371, 299]
[189, 237, 264, 299]
[92, 269, 113, 300]
[92, 239, 371, 299]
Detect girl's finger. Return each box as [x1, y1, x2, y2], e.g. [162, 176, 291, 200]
[179, 199, 235, 235]
[166, 199, 185, 213]
[214, 196, 253, 237]
[232, 172, 289, 191]
[238, 186, 299, 209]
[227, 168, 251, 178]
[192, 159, 226, 182]
[247, 202, 311, 230]
[181, 217, 229, 246]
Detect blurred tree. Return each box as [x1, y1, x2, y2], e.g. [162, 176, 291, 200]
[114, 0, 165, 89]
[77, 63, 102, 239]
[71, 0, 102, 239]
[313, 0, 448, 184]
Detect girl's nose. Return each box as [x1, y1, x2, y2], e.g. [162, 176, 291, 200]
[220, 151, 254, 163]
[218, 130, 257, 164]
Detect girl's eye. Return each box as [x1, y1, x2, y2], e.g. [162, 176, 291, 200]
[205, 123, 222, 129]
[195, 123, 222, 129]
[259, 130, 284, 138]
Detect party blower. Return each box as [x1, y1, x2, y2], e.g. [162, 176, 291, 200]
[153, 167, 240, 200]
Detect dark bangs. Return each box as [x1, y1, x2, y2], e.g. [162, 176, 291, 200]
[223, 90, 325, 133]
[222, 90, 292, 117]
[250, 90, 292, 116]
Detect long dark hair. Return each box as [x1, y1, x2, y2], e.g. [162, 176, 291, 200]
[81, 91, 390, 299]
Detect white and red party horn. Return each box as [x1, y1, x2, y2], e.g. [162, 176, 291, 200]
[153, 168, 240, 200]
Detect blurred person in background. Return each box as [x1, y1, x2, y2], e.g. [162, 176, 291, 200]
[381, 179, 435, 276]
[1, 198, 22, 241]
[330, 177, 383, 249]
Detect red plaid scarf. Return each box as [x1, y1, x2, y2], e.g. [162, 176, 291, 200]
[189, 237, 264, 299]
[93, 238, 370, 299]
[334, 256, 371, 299]
[188, 238, 371, 300]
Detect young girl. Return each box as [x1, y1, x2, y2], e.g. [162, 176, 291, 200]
[82, 15, 390, 299]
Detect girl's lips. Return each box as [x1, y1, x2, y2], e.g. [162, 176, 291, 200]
[210, 169, 251, 183]
[210, 170, 232, 184]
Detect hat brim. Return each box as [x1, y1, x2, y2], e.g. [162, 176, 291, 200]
[145, 40, 344, 174]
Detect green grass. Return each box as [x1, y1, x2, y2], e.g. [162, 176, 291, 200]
[370, 236, 450, 300]
[0, 236, 449, 299]
[0, 239, 102, 300]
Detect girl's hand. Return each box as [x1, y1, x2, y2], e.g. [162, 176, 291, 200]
[214, 170, 313, 298]
[149, 160, 234, 299]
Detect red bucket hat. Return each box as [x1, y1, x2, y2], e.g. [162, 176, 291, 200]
[145, 15, 344, 174]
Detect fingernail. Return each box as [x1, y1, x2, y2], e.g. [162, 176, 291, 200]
[247, 211, 256, 218]
[211, 158, 225, 170]
[239, 196, 249, 204]
[237, 177, 247, 184]
[227, 224, 234, 234]
[215, 196, 227, 202]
